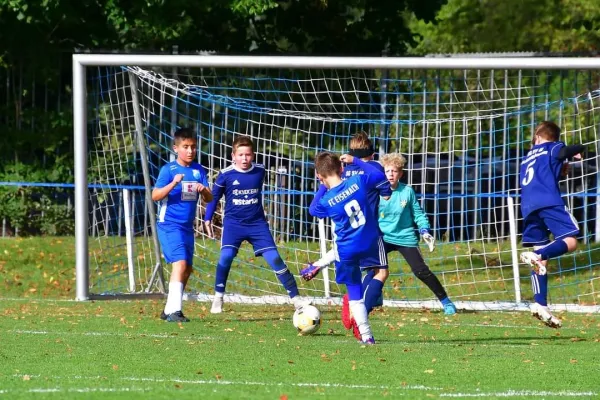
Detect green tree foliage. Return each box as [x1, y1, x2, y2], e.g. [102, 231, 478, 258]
[406, 0, 600, 55]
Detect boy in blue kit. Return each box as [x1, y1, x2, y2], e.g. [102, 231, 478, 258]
[152, 127, 213, 322]
[519, 121, 585, 328]
[302, 132, 392, 331]
[379, 153, 456, 315]
[203, 135, 306, 313]
[308, 151, 390, 344]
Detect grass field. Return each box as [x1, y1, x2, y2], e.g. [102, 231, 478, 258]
[1, 237, 600, 399]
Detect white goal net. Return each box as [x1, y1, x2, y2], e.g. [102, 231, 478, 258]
[77, 56, 600, 312]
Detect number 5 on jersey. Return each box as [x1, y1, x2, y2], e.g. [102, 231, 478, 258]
[522, 159, 536, 186]
[344, 199, 366, 228]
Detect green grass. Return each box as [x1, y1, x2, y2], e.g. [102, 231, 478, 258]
[1, 236, 600, 399]
[1, 300, 599, 399]
[2, 236, 599, 305]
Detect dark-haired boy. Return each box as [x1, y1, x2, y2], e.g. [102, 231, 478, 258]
[152, 127, 213, 322]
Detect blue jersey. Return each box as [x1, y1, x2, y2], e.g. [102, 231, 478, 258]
[343, 160, 390, 224]
[155, 161, 209, 224]
[519, 141, 567, 218]
[309, 168, 388, 258]
[205, 163, 267, 224]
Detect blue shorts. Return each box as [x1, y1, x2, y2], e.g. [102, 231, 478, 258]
[157, 221, 195, 266]
[522, 205, 580, 247]
[335, 237, 388, 285]
[222, 219, 277, 256]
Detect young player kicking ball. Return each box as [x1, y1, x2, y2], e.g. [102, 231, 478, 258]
[308, 152, 390, 344]
[302, 132, 391, 330]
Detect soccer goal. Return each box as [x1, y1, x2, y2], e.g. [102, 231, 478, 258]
[74, 54, 600, 313]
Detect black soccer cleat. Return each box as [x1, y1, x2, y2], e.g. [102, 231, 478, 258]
[160, 310, 167, 320]
[165, 310, 190, 322]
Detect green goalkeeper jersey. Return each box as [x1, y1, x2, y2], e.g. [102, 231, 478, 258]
[378, 183, 431, 247]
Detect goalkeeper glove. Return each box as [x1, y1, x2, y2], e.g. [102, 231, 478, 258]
[300, 263, 321, 281]
[419, 228, 435, 252]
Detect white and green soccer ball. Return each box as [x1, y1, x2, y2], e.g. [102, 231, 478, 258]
[293, 305, 321, 335]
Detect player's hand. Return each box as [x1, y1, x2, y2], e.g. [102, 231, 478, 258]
[196, 183, 206, 193]
[300, 263, 321, 281]
[172, 174, 184, 185]
[203, 220, 214, 239]
[420, 229, 435, 252]
[339, 154, 354, 164]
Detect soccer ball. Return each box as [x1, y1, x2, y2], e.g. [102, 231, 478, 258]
[293, 305, 321, 335]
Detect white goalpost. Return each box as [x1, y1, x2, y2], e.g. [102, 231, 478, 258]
[74, 54, 600, 313]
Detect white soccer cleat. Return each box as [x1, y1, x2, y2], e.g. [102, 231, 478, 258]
[210, 295, 224, 314]
[292, 296, 313, 311]
[530, 303, 562, 329]
[520, 251, 547, 275]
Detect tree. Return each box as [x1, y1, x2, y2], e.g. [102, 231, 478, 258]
[406, 0, 600, 55]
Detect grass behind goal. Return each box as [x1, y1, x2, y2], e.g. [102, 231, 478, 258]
[2, 236, 599, 306]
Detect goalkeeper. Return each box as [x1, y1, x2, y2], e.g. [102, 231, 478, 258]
[379, 153, 456, 315]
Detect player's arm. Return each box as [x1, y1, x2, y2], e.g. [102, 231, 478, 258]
[197, 173, 213, 203]
[203, 173, 226, 238]
[151, 167, 184, 202]
[409, 188, 435, 252]
[557, 144, 585, 160]
[308, 184, 329, 218]
[341, 155, 391, 199]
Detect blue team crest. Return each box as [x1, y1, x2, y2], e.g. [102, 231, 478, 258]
[193, 169, 201, 179]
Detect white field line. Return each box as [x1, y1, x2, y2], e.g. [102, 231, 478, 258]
[9, 374, 598, 397]
[8, 329, 214, 340]
[11, 374, 439, 392]
[439, 322, 592, 331]
[0, 387, 147, 395]
[9, 329, 537, 348]
[439, 389, 598, 397]
[331, 339, 530, 348]
[125, 376, 438, 390]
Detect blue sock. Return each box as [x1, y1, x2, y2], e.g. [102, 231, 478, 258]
[346, 283, 362, 301]
[361, 269, 375, 294]
[215, 247, 237, 294]
[531, 270, 548, 306]
[263, 250, 299, 298]
[440, 297, 453, 306]
[535, 240, 569, 261]
[363, 279, 384, 314]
